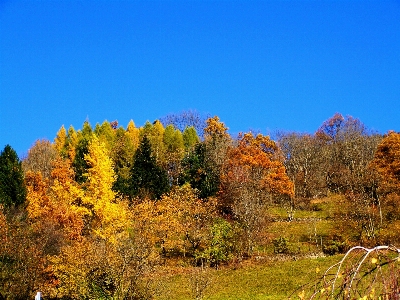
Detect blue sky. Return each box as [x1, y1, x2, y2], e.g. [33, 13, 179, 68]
[1, 0, 399, 157]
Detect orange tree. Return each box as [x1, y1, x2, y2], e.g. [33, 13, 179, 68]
[370, 131, 400, 227]
[219, 132, 294, 255]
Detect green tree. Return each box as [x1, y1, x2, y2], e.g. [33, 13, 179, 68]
[183, 126, 200, 150]
[202, 218, 234, 268]
[163, 124, 185, 185]
[129, 135, 169, 200]
[73, 121, 94, 183]
[180, 143, 220, 199]
[111, 127, 135, 196]
[0, 145, 26, 207]
[94, 120, 116, 152]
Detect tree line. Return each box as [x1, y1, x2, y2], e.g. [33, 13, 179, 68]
[0, 112, 399, 299]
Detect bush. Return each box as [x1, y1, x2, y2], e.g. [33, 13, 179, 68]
[273, 236, 289, 254]
[201, 218, 234, 268]
[322, 234, 348, 255]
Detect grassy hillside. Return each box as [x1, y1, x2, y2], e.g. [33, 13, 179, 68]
[152, 194, 399, 299]
[152, 195, 340, 299]
[154, 255, 342, 299]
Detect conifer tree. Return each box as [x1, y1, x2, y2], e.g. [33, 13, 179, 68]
[82, 136, 127, 240]
[73, 121, 94, 183]
[54, 125, 67, 156]
[0, 145, 26, 207]
[66, 125, 78, 161]
[94, 120, 115, 152]
[111, 127, 135, 195]
[180, 143, 220, 199]
[126, 119, 140, 152]
[182, 126, 200, 149]
[129, 135, 169, 200]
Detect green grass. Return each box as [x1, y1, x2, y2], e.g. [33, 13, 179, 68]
[154, 255, 343, 300]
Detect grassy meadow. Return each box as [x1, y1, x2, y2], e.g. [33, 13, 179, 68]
[151, 195, 349, 299]
[149, 194, 399, 299]
[154, 255, 342, 300]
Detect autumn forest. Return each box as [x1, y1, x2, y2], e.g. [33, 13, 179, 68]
[0, 112, 399, 299]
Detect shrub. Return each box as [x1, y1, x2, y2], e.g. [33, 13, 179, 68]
[322, 234, 348, 255]
[273, 236, 289, 254]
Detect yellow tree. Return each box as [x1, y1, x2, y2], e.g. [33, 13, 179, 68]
[132, 184, 216, 257]
[94, 120, 116, 153]
[66, 125, 78, 161]
[126, 119, 140, 152]
[50, 137, 134, 298]
[141, 120, 166, 164]
[24, 166, 84, 297]
[81, 136, 128, 240]
[53, 125, 67, 156]
[158, 184, 216, 256]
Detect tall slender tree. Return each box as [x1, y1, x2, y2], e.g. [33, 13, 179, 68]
[129, 135, 169, 200]
[0, 145, 26, 207]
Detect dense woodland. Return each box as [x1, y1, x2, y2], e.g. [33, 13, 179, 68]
[0, 112, 399, 299]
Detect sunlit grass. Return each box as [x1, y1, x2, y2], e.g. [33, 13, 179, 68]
[155, 255, 342, 300]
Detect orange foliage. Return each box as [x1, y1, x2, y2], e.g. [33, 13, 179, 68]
[204, 116, 229, 140]
[222, 132, 294, 201]
[371, 131, 400, 195]
[25, 158, 85, 241]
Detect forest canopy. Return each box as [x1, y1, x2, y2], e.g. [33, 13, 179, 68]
[0, 112, 399, 299]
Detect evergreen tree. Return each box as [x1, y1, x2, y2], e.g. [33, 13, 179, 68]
[72, 138, 90, 184]
[180, 143, 219, 199]
[0, 145, 26, 207]
[111, 127, 135, 196]
[72, 121, 93, 183]
[129, 135, 169, 200]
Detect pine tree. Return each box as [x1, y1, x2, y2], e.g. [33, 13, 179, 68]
[129, 135, 169, 200]
[111, 127, 135, 196]
[73, 121, 94, 183]
[180, 143, 219, 199]
[0, 145, 26, 207]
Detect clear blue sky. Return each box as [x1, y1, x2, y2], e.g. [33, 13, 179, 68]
[1, 0, 399, 157]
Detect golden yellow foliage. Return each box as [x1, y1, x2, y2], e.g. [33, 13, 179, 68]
[132, 184, 216, 255]
[82, 136, 129, 241]
[54, 125, 67, 154]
